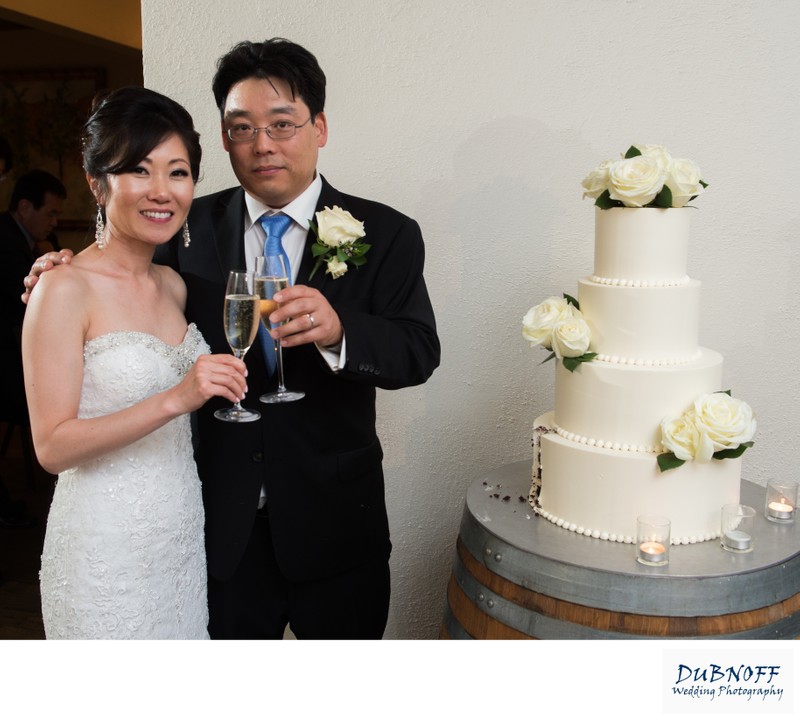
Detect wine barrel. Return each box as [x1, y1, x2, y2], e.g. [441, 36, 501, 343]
[440, 461, 800, 640]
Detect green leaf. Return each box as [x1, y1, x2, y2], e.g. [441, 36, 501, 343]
[351, 256, 368, 267]
[652, 185, 673, 208]
[562, 352, 597, 373]
[658, 452, 686, 472]
[595, 190, 617, 209]
[311, 242, 329, 258]
[539, 351, 556, 365]
[720, 389, 732, 396]
[562, 357, 581, 373]
[713, 441, 754, 461]
[625, 145, 642, 159]
[688, 180, 709, 204]
[563, 293, 580, 309]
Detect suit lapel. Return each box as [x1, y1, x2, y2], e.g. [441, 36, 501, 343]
[211, 188, 247, 277]
[296, 177, 346, 289]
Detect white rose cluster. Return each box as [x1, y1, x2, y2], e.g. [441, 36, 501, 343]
[661, 392, 756, 464]
[522, 296, 591, 359]
[581, 144, 705, 208]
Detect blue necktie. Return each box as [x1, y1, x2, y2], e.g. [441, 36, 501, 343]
[258, 214, 293, 375]
[260, 214, 293, 278]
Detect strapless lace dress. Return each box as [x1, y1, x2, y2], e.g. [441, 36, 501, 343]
[40, 324, 210, 639]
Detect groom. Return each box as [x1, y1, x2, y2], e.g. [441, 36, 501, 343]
[154, 38, 440, 638]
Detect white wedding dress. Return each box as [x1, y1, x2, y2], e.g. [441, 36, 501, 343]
[40, 324, 210, 639]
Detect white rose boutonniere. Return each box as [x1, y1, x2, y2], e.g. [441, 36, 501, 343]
[658, 391, 756, 472]
[585, 145, 708, 209]
[309, 205, 370, 280]
[522, 294, 596, 372]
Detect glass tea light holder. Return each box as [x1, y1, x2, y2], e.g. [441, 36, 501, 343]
[636, 515, 670, 567]
[765, 480, 797, 524]
[720, 504, 755, 553]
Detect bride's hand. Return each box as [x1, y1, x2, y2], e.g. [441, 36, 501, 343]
[173, 354, 250, 412]
[21, 249, 74, 304]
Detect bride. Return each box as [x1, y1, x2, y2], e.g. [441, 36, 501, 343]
[22, 87, 248, 639]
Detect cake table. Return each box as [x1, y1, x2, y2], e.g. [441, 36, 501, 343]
[440, 461, 800, 639]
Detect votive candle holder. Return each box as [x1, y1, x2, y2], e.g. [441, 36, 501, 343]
[636, 515, 670, 567]
[765, 480, 797, 524]
[720, 504, 755, 553]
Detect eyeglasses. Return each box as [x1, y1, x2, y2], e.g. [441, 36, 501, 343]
[225, 117, 311, 143]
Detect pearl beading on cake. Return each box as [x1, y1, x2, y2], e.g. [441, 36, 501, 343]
[553, 423, 661, 454]
[535, 508, 719, 545]
[593, 349, 702, 367]
[588, 274, 690, 288]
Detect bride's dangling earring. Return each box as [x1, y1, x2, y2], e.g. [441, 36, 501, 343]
[182, 221, 191, 248]
[95, 205, 106, 249]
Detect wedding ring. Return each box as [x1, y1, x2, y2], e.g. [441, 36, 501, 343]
[308, 313, 316, 328]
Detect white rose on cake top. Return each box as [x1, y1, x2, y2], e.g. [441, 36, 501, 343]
[607, 155, 665, 208]
[580, 159, 613, 201]
[664, 157, 706, 208]
[581, 144, 707, 209]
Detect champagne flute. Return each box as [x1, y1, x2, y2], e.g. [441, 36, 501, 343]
[255, 255, 305, 403]
[214, 270, 261, 422]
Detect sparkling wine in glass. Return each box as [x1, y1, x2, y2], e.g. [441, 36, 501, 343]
[255, 255, 305, 403]
[214, 270, 261, 422]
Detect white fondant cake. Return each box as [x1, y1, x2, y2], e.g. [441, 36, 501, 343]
[527, 206, 747, 545]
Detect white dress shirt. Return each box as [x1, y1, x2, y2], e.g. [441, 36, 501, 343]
[241, 174, 346, 371]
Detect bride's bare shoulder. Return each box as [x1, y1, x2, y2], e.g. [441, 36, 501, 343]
[23, 260, 93, 338]
[34, 257, 92, 294]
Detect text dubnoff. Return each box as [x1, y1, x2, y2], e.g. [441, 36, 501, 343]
[673, 664, 782, 702]
[663, 649, 794, 714]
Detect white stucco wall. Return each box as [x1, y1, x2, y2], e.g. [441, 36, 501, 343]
[141, 0, 800, 639]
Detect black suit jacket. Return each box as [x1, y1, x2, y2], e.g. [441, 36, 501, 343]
[0, 212, 35, 418]
[154, 177, 440, 582]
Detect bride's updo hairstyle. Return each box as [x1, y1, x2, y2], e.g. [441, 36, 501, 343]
[81, 86, 202, 193]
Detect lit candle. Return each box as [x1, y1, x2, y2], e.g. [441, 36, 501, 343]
[722, 529, 752, 551]
[767, 500, 794, 521]
[638, 541, 667, 564]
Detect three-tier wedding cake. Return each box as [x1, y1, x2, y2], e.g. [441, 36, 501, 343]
[523, 145, 756, 545]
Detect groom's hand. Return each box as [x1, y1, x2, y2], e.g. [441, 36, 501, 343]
[270, 284, 343, 349]
[21, 249, 74, 304]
